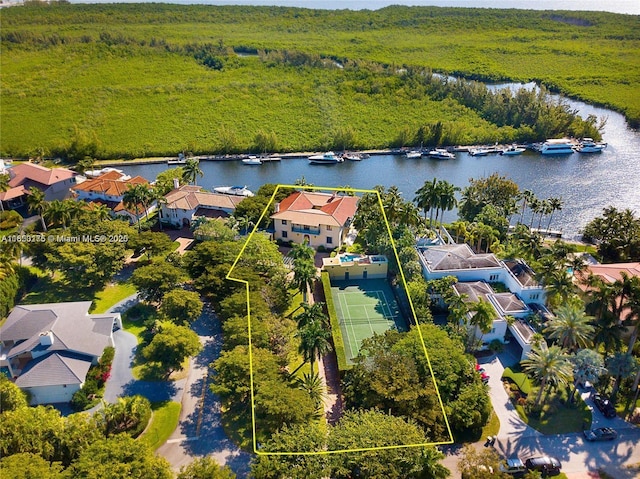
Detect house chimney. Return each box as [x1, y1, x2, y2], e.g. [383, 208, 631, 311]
[39, 331, 54, 346]
[173, 178, 180, 190]
[275, 203, 280, 213]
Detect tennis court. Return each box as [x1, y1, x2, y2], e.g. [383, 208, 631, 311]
[330, 279, 408, 365]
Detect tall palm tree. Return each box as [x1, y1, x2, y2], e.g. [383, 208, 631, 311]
[592, 313, 624, 358]
[522, 344, 573, 406]
[382, 185, 404, 225]
[414, 178, 439, 227]
[290, 242, 315, 262]
[296, 319, 332, 375]
[546, 197, 563, 231]
[44, 199, 72, 230]
[294, 302, 328, 329]
[544, 303, 594, 352]
[292, 260, 317, 303]
[537, 199, 552, 231]
[123, 184, 151, 231]
[91, 202, 112, 221]
[26, 187, 48, 231]
[519, 189, 534, 224]
[528, 197, 541, 230]
[182, 158, 203, 186]
[468, 298, 496, 349]
[606, 352, 637, 400]
[437, 180, 460, 231]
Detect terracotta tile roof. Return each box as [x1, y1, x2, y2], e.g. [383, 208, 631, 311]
[164, 185, 243, 211]
[576, 262, 640, 288]
[272, 191, 359, 228]
[72, 171, 149, 197]
[0, 185, 26, 201]
[7, 163, 75, 188]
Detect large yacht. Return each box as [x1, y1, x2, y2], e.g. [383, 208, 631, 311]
[576, 138, 607, 153]
[308, 151, 344, 164]
[539, 139, 574, 155]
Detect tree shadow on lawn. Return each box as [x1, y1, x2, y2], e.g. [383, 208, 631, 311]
[120, 377, 184, 404]
[21, 273, 96, 305]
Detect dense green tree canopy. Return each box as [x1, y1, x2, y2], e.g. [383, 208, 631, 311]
[143, 322, 203, 375]
[0, 452, 65, 479]
[0, 375, 28, 413]
[131, 262, 187, 303]
[582, 207, 640, 263]
[458, 173, 520, 223]
[177, 457, 236, 479]
[160, 289, 204, 324]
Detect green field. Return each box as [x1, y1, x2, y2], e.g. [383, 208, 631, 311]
[331, 279, 407, 364]
[1, 4, 638, 158]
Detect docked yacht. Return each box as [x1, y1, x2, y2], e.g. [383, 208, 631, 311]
[343, 152, 363, 161]
[499, 145, 526, 156]
[469, 148, 490, 157]
[576, 138, 607, 153]
[405, 150, 422, 159]
[213, 185, 254, 197]
[241, 156, 262, 165]
[308, 151, 344, 164]
[539, 139, 574, 155]
[428, 148, 455, 160]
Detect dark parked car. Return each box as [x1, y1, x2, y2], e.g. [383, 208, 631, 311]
[499, 458, 527, 477]
[525, 456, 561, 475]
[592, 393, 617, 418]
[583, 427, 618, 441]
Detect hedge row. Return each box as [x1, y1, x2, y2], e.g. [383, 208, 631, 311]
[320, 272, 350, 372]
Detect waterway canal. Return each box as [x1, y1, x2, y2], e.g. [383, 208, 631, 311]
[119, 97, 640, 239]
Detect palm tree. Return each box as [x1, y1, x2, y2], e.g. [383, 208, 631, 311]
[546, 197, 563, 231]
[292, 260, 317, 303]
[522, 344, 573, 406]
[182, 158, 203, 186]
[592, 313, 624, 358]
[519, 189, 534, 224]
[26, 187, 48, 231]
[290, 242, 315, 262]
[123, 184, 151, 231]
[382, 185, 404, 225]
[294, 302, 328, 329]
[437, 180, 460, 231]
[90, 202, 112, 221]
[449, 220, 468, 244]
[414, 178, 439, 227]
[544, 303, 594, 352]
[468, 299, 496, 350]
[44, 199, 73, 230]
[296, 320, 332, 375]
[294, 371, 326, 410]
[528, 197, 541, 230]
[537, 199, 552, 231]
[606, 352, 637, 400]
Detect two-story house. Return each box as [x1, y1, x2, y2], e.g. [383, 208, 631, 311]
[271, 191, 359, 249]
[0, 163, 78, 211]
[71, 170, 155, 224]
[161, 184, 244, 228]
[417, 242, 549, 360]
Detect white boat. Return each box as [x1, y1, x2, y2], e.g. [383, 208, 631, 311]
[428, 148, 455, 160]
[539, 139, 574, 155]
[405, 150, 422, 159]
[343, 153, 363, 161]
[576, 138, 607, 153]
[242, 156, 262, 165]
[84, 167, 128, 179]
[213, 185, 254, 197]
[500, 145, 526, 156]
[308, 151, 343, 164]
[469, 148, 490, 157]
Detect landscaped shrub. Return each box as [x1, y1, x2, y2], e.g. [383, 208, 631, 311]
[320, 271, 349, 372]
[71, 390, 90, 411]
[0, 210, 22, 230]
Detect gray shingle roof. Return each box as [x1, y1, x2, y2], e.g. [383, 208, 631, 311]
[453, 281, 494, 302]
[492, 292, 528, 314]
[15, 352, 92, 388]
[419, 244, 501, 271]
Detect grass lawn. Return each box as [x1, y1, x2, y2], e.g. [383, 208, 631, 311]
[502, 367, 533, 395]
[480, 409, 500, 439]
[139, 400, 181, 450]
[92, 281, 137, 313]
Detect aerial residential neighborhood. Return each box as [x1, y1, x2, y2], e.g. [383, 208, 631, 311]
[1, 3, 639, 479]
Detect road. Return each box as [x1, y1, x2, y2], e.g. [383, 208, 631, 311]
[442, 350, 640, 478]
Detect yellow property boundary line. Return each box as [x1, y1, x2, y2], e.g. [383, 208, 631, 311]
[226, 185, 454, 455]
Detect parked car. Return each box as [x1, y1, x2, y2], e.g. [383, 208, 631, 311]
[583, 427, 618, 441]
[525, 456, 561, 475]
[499, 457, 527, 476]
[481, 372, 490, 384]
[592, 393, 617, 418]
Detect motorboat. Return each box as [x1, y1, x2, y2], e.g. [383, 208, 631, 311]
[213, 185, 254, 197]
[469, 148, 490, 157]
[428, 148, 455, 160]
[405, 150, 422, 159]
[500, 145, 526, 156]
[308, 151, 344, 164]
[168, 153, 188, 165]
[343, 153, 363, 161]
[242, 156, 262, 165]
[538, 139, 574, 155]
[576, 138, 607, 153]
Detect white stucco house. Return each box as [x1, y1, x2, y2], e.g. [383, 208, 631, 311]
[271, 191, 359, 249]
[160, 184, 244, 227]
[416, 242, 549, 359]
[0, 302, 121, 405]
[71, 170, 156, 224]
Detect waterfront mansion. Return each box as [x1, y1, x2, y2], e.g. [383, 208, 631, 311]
[417, 242, 552, 360]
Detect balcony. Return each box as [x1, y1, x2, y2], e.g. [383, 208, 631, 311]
[291, 225, 321, 235]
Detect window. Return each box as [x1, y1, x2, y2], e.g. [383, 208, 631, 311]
[282, 231, 288, 238]
[326, 237, 333, 244]
[530, 293, 539, 300]
[326, 225, 332, 231]
[303, 225, 310, 231]
[282, 220, 287, 225]
[489, 274, 499, 281]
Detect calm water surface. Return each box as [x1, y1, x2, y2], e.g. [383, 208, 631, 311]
[119, 92, 640, 239]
